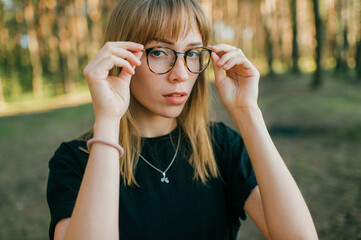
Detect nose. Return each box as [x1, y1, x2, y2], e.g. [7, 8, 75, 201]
[168, 55, 189, 82]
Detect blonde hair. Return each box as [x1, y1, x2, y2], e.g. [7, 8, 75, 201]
[103, 0, 218, 185]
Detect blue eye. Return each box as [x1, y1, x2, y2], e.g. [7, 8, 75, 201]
[151, 50, 162, 56]
[187, 50, 200, 58]
[149, 49, 168, 57]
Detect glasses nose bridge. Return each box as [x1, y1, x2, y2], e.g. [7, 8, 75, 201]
[172, 50, 188, 68]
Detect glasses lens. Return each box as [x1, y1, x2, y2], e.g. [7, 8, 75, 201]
[186, 47, 211, 73]
[147, 47, 175, 74]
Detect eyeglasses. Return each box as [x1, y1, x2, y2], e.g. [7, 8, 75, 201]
[142, 46, 213, 75]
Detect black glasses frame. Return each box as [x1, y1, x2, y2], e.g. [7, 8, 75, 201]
[142, 46, 213, 75]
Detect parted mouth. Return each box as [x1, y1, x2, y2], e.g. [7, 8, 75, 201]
[163, 92, 187, 97]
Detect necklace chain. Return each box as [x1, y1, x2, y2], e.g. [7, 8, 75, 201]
[138, 129, 181, 183]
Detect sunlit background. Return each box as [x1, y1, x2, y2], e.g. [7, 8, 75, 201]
[0, 0, 360, 239]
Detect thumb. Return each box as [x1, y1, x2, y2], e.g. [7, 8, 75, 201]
[210, 52, 225, 86]
[118, 50, 144, 84]
[117, 50, 143, 83]
[133, 50, 143, 60]
[117, 67, 133, 85]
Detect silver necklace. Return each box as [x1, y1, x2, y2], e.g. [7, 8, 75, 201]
[138, 129, 181, 183]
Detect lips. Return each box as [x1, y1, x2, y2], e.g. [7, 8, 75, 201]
[163, 92, 188, 105]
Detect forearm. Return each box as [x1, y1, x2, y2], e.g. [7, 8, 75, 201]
[231, 107, 318, 239]
[64, 118, 121, 240]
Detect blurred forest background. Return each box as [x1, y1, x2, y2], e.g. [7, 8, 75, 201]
[0, 0, 360, 106]
[0, 0, 360, 239]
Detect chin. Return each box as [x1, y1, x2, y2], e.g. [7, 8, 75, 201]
[157, 105, 185, 119]
[130, 96, 186, 119]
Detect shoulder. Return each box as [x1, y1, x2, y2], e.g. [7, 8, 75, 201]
[209, 121, 250, 172]
[209, 121, 245, 160]
[209, 121, 240, 136]
[49, 139, 89, 172]
[209, 121, 244, 147]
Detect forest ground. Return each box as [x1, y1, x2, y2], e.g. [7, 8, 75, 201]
[0, 73, 360, 239]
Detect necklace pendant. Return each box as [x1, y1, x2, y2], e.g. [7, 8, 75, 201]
[161, 173, 169, 183]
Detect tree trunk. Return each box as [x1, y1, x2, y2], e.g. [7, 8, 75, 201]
[57, 1, 72, 93]
[291, 0, 299, 73]
[261, 0, 275, 75]
[37, 0, 52, 76]
[0, 76, 5, 109]
[0, 0, 6, 106]
[88, 0, 103, 59]
[355, 0, 361, 79]
[356, 40, 361, 79]
[311, 0, 322, 89]
[64, 0, 79, 93]
[24, 0, 43, 97]
[74, 0, 88, 67]
[334, 0, 348, 74]
[265, 27, 274, 75]
[335, 0, 350, 74]
[341, 25, 349, 73]
[326, 0, 336, 72]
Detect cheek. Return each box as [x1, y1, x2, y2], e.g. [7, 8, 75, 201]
[130, 66, 159, 100]
[131, 64, 150, 90]
[188, 75, 198, 90]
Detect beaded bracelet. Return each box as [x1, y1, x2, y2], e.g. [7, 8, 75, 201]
[87, 138, 124, 158]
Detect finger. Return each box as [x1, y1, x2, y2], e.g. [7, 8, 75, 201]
[223, 55, 256, 71]
[210, 44, 238, 55]
[111, 56, 135, 75]
[117, 52, 144, 82]
[131, 51, 143, 71]
[109, 47, 142, 66]
[95, 56, 134, 77]
[116, 51, 144, 79]
[104, 41, 144, 52]
[112, 51, 143, 84]
[133, 50, 143, 60]
[222, 56, 244, 70]
[210, 52, 226, 85]
[90, 41, 143, 67]
[107, 75, 129, 91]
[217, 49, 244, 67]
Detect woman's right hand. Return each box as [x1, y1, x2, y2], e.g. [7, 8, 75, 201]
[83, 41, 144, 121]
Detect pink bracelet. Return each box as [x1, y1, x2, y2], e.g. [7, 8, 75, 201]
[87, 138, 124, 158]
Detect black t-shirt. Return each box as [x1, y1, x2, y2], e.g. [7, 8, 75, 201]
[46, 122, 257, 240]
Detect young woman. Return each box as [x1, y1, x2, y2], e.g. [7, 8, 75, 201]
[46, 0, 318, 239]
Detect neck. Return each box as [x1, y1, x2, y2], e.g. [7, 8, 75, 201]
[130, 96, 179, 138]
[136, 115, 178, 138]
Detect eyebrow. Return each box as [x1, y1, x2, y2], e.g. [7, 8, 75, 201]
[156, 38, 203, 47]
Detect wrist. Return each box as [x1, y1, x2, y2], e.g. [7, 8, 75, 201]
[229, 105, 261, 119]
[230, 106, 264, 134]
[93, 118, 121, 143]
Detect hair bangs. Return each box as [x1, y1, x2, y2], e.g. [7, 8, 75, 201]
[126, 0, 211, 45]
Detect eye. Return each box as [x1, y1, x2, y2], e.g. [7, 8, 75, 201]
[149, 48, 168, 57]
[187, 50, 200, 58]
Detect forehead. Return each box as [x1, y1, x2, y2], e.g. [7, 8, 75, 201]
[175, 26, 203, 42]
[147, 26, 203, 47]
[146, 17, 203, 42]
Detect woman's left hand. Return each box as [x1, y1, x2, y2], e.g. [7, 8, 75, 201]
[210, 44, 260, 115]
